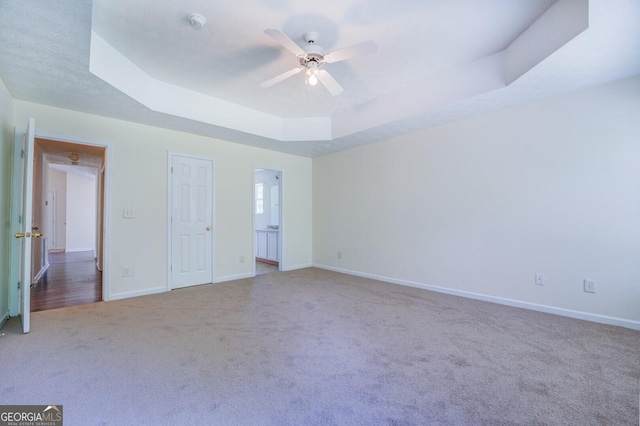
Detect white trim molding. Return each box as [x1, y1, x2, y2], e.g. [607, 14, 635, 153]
[32, 263, 50, 284]
[313, 264, 640, 331]
[216, 273, 254, 283]
[109, 286, 167, 301]
[282, 263, 313, 272]
[0, 311, 10, 329]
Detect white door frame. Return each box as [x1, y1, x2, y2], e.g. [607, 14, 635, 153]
[33, 131, 112, 302]
[166, 152, 215, 290]
[252, 167, 283, 274]
[46, 190, 56, 251]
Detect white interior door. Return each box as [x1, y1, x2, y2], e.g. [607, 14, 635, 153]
[170, 155, 214, 289]
[8, 118, 35, 333]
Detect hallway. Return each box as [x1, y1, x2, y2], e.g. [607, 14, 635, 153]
[31, 251, 102, 312]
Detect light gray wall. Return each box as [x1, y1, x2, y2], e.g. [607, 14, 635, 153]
[0, 77, 13, 323]
[313, 76, 640, 327]
[4, 74, 639, 330]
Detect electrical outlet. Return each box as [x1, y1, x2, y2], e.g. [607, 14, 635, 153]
[535, 273, 544, 285]
[337, 251, 342, 259]
[584, 279, 596, 293]
[122, 266, 132, 277]
[239, 255, 245, 263]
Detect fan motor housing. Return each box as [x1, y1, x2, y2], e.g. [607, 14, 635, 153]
[300, 44, 326, 66]
[303, 31, 318, 44]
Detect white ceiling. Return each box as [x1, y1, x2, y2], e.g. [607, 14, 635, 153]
[1, 0, 639, 157]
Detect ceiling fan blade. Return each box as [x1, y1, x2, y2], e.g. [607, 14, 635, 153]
[264, 29, 305, 57]
[317, 69, 344, 96]
[260, 67, 304, 88]
[325, 40, 377, 63]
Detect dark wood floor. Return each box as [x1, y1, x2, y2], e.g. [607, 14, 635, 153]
[31, 251, 102, 312]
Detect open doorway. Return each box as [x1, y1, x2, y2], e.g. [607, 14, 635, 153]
[30, 138, 106, 311]
[254, 168, 281, 275]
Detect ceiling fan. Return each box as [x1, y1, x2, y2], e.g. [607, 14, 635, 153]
[260, 29, 377, 96]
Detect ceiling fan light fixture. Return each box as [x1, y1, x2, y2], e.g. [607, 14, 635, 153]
[261, 28, 375, 96]
[306, 61, 319, 86]
[69, 152, 80, 165]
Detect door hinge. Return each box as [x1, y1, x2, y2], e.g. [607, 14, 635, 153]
[17, 281, 21, 290]
[18, 215, 22, 224]
[21, 150, 24, 158]
[171, 166, 174, 173]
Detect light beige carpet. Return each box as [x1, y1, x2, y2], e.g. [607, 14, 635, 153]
[1, 268, 638, 425]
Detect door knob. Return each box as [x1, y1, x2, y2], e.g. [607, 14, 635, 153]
[32, 233, 42, 238]
[206, 226, 211, 231]
[15, 233, 25, 239]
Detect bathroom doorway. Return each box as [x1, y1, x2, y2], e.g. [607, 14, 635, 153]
[254, 168, 281, 275]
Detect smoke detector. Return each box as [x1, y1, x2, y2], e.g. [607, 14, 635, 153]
[188, 13, 206, 29]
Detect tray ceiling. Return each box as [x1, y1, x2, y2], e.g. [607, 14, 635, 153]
[1, 0, 639, 157]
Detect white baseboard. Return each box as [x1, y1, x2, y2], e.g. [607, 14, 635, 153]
[313, 263, 640, 331]
[0, 311, 10, 329]
[33, 262, 50, 283]
[216, 264, 312, 283]
[216, 272, 254, 283]
[281, 263, 313, 272]
[65, 248, 95, 254]
[108, 286, 167, 301]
